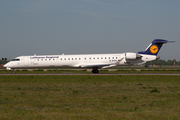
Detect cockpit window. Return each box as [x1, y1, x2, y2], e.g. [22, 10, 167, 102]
[12, 59, 20, 61]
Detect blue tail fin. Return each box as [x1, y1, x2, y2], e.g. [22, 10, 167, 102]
[138, 39, 174, 55]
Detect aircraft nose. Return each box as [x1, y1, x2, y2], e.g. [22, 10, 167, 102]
[4, 62, 11, 68]
[4, 63, 8, 67]
[3, 62, 13, 70]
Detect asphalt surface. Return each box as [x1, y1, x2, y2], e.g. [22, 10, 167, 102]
[0, 73, 180, 76]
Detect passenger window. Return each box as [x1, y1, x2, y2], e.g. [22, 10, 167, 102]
[79, 58, 81, 60]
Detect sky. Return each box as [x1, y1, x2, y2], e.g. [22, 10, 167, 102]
[0, 0, 179, 60]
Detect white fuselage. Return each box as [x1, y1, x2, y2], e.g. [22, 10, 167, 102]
[4, 53, 157, 70]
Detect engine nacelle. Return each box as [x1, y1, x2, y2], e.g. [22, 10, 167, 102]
[125, 52, 141, 60]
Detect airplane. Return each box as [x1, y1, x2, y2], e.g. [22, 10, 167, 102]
[4, 39, 174, 73]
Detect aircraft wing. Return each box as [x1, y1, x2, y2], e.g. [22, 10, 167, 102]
[74, 58, 125, 69]
[74, 63, 112, 69]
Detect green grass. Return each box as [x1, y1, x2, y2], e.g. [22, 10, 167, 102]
[0, 75, 180, 119]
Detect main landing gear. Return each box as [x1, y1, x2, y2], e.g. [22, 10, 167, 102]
[92, 68, 99, 74]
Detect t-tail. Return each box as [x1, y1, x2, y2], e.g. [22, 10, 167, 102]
[138, 39, 175, 55]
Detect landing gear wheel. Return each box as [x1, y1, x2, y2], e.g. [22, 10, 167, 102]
[13, 69, 16, 74]
[92, 69, 99, 74]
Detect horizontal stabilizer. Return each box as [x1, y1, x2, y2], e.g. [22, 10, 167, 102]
[153, 39, 175, 44]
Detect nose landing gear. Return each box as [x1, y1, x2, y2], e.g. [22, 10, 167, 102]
[13, 69, 16, 74]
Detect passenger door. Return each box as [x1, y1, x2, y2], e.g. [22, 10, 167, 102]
[23, 56, 29, 66]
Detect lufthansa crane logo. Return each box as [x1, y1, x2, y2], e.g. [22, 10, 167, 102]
[150, 45, 158, 54]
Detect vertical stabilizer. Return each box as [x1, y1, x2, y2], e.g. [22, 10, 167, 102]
[138, 39, 174, 55]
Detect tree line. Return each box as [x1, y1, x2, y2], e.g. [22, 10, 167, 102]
[0, 60, 8, 65]
[145, 59, 179, 66]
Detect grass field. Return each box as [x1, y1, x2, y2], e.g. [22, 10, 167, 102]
[0, 75, 180, 120]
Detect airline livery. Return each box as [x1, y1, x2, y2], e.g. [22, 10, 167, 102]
[4, 39, 174, 73]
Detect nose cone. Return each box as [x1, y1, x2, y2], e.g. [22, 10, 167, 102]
[3, 63, 7, 67]
[4, 62, 12, 70]
[4, 62, 10, 68]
